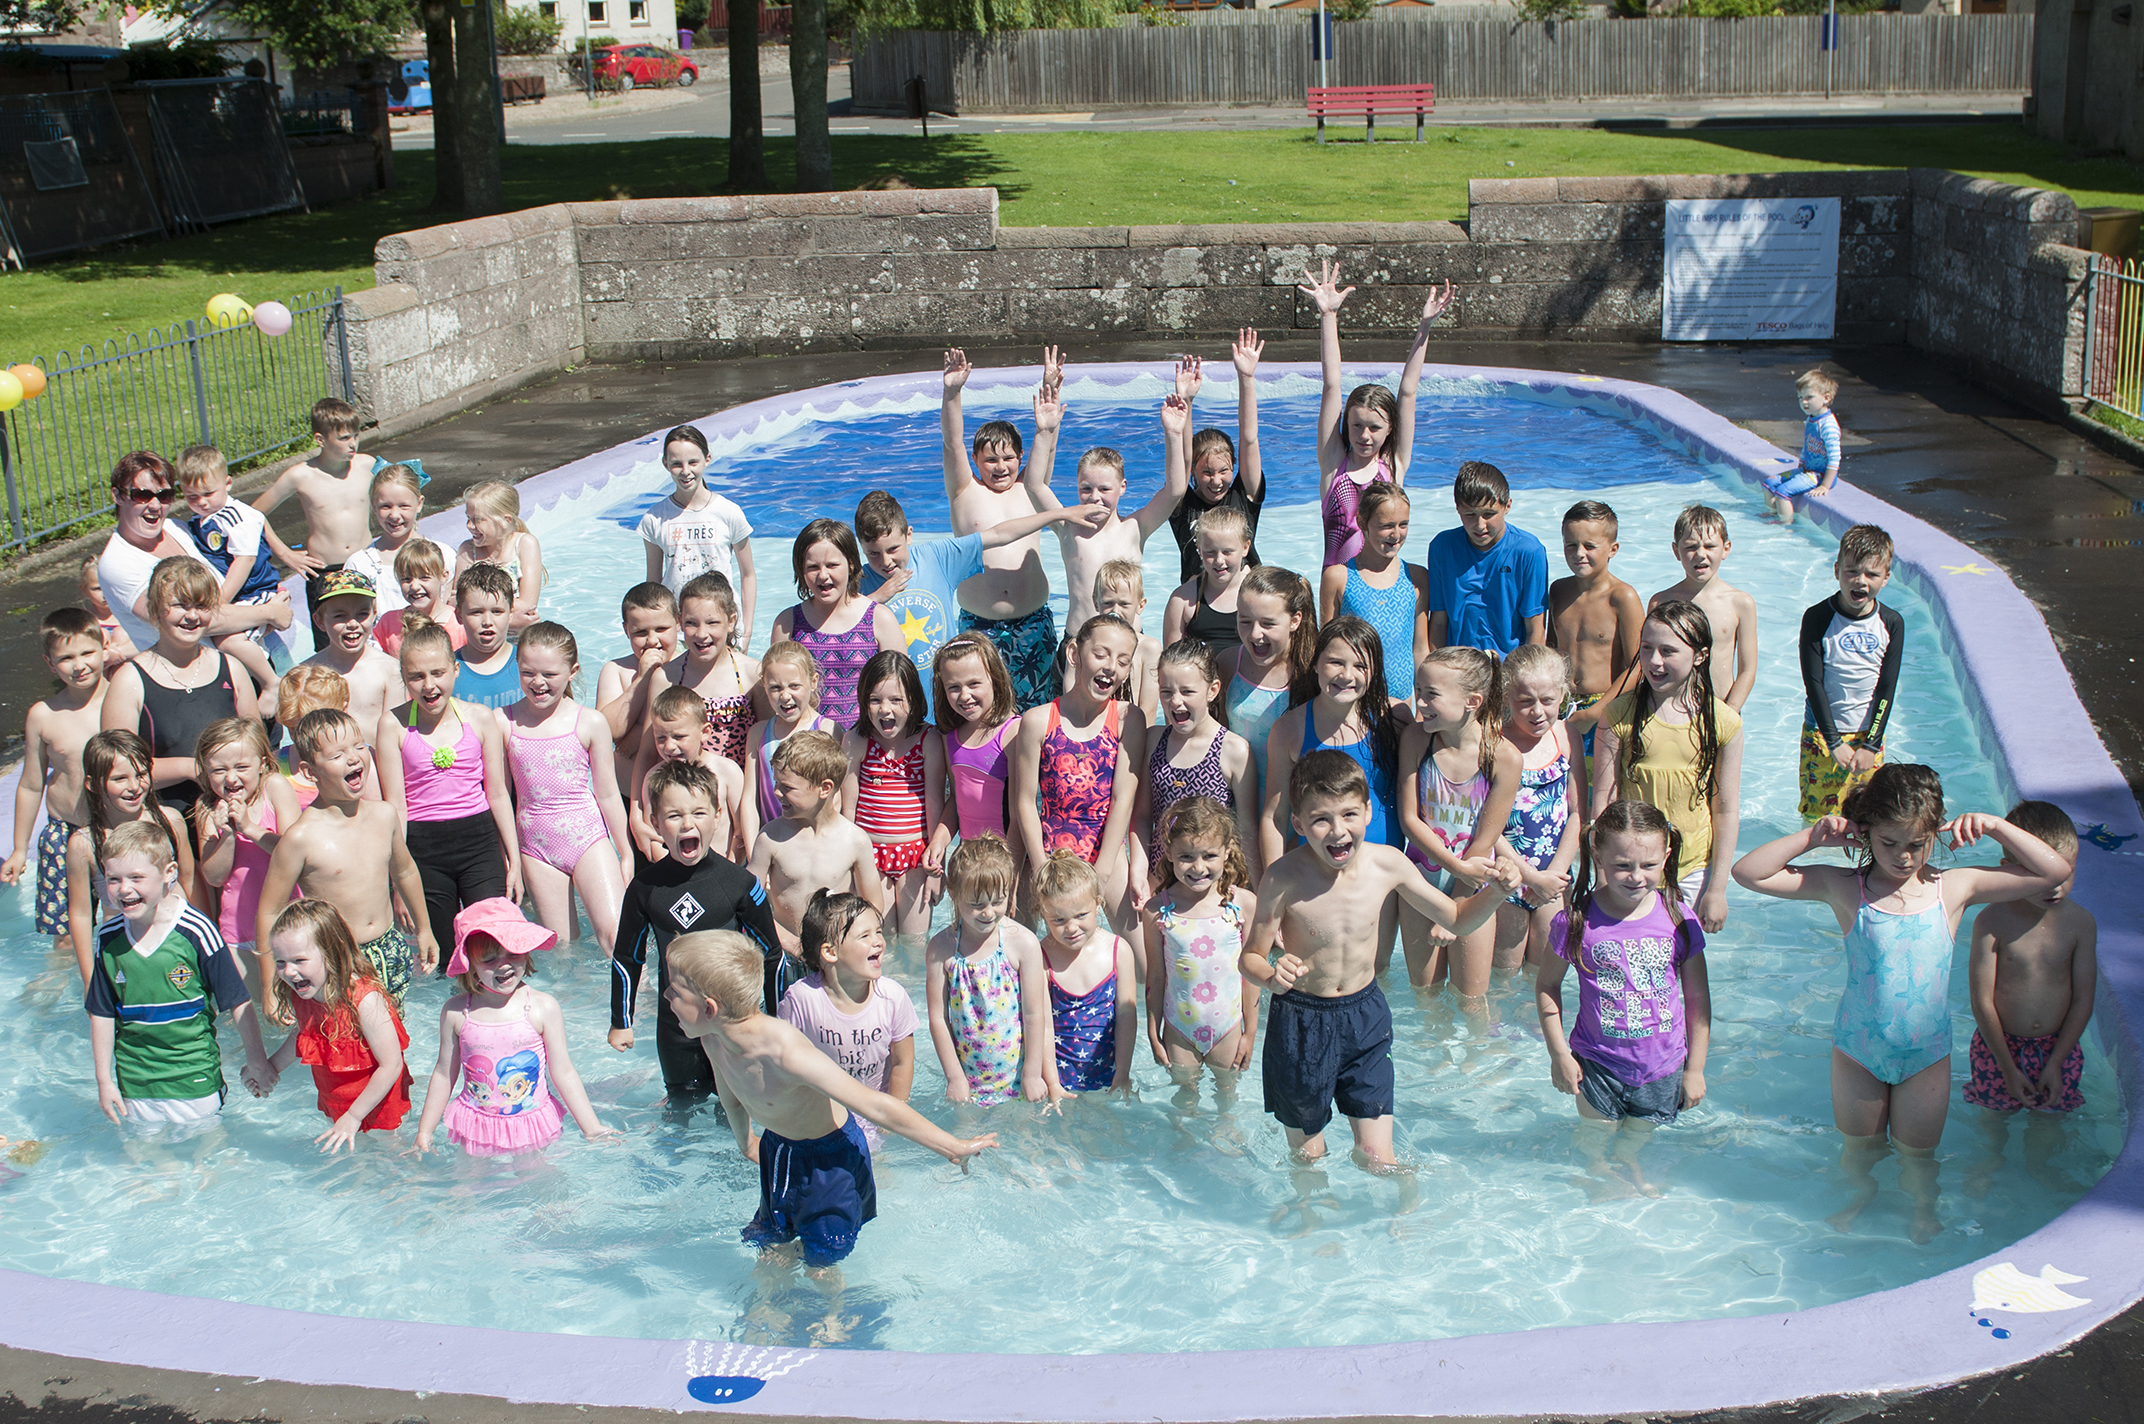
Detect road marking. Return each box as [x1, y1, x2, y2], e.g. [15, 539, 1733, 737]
[651, 129, 697, 135]
[562, 131, 608, 137]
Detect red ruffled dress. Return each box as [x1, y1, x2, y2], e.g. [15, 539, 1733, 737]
[293, 979, 414, 1131]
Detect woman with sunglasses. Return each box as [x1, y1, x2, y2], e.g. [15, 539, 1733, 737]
[95, 451, 291, 659]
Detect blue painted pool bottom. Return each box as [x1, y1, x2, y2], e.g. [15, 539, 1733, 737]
[0, 365, 2138, 1418]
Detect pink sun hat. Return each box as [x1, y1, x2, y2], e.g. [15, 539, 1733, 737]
[448, 897, 559, 976]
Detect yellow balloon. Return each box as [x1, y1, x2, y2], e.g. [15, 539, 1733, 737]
[0, 371, 21, 412]
[6, 364, 44, 399]
[206, 293, 251, 329]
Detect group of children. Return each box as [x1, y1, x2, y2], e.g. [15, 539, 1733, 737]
[7, 287, 2100, 1265]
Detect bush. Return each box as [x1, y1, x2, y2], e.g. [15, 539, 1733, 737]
[676, 0, 711, 27]
[847, 0, 1137, 32]
[495, 1, 564, 53]
[124, 33, 238, 80]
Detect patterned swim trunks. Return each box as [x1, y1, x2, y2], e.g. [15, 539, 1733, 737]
[958, 605, 1058, 714]
[1799, 726, 1882, 823]
[1964, 1029, 2084, 1113]
[872, 839, 926, 880]
[34, 816, 75, 937]
[356, 925, 415, 1009]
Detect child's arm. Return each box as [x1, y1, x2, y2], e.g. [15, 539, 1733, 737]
[196, 800, 239, 893]
[739, 725, 767, 853]
[1397, 849, 1522, 937]
[1238, 875, 1298, 991]
[1011, 710, 1049, 873]
[387, 830, 439, 973]
[940, 348, 976, 504]
[851, 829, 890, 917]
[582, 712, 634, 883]
[1388, 282, 1456, 482]
[1174, 352, 1203, 470]
[1010, 929, 1065, 1103]
[533, 992, 619, 1141]
[1589, 720, 1621, 820]
[266, 1021, 301, 1078]
[2041, 911, 2099, 1105]
[1223, 735, 1263, 882]
[1228, 887, 1262, 1072]
[1967, 914, 2038, 1108]
[1532, 725, 1588, 899]
[1697, 726, 1744, 933]
[597, 645, 666, 748]
[1814, 413, 1843, 495]
[317, 989, 410, 1152]
[477, 710, 523, 903]
[1724, 593, 1759, 712]
[163, 806, 201, 915]
[923, 938, 972, 1104]
[89, 1011, 124, 1122]
[1850, 606, 1906, 773]
[799, 1039, 997, 1163]
[1317, 563, 1346, 626]
[1129, 394, 1192, 542]
[734, 542, 757, 653]
[215, 552, 257, 609]
[711, 1049, 758, 1162]
[1021, 378, 1067, 514]
[1, 711, 48, 884]
[1730, 820, 1856, 918]
[840, 729, 867, 818]
[1462, 739, 1525, 873]
[1943, 814, 2072, 907]
[506, 533, 544, 631]
[921, 730, 947, 884]
[251, 469, 326, 575]
[1163, 580, 1195, 648]
[1097, 711, 1145, 907]
[1142, 906, 1168, 1067]
[609, 883, 649, 1050]
[65, 833, 96, 985]
[1300, 260, 1355, 485]
[1109, 933, 1137, 1091]
[1797, 602, 1843, 764]
[1233, 329, 1265, 502]
[1533, 951, 1585, 1099]
[413, 1002, 463, 1152]
[1410, 566, 1433, 677]
[254, 837, 305, 1004]
[1259, 714, 1297, 872]
[1678, 948, 1710, 1109]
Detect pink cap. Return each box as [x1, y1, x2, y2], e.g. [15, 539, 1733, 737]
[447, 897, 558, 976]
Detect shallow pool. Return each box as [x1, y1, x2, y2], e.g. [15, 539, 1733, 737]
[0, 368, 2120, 1354]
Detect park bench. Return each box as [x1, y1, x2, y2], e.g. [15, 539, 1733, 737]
[1306, 83, 1435, 143]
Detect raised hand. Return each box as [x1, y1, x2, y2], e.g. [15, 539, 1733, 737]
[1174, 353, 1203, 403]
[943, 348, 971, 392]
[1033, 380, 1065, 436]
[1944, 813, 1999, 850]
[1040, 344, 1066, 396]
[1158, 392, 1190, 437]
[1419, 279, 1456, 323]
[1296, 259, 1355, 316]
[1232, 328, 1264, 377]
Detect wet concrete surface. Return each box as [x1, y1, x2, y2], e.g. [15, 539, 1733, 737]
[3, 339, 2142, 1422]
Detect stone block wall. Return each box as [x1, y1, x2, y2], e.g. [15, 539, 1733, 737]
[339, 169, 2094, 434]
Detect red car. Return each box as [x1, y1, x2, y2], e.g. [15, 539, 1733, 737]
[584, 43, 698, 91]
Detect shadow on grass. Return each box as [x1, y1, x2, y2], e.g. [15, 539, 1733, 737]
[521, 134, 1025, 203]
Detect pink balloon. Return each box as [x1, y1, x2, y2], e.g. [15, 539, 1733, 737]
[253, 300, 294, 337]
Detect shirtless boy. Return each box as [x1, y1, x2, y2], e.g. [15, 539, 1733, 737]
[596, 582, 680, 798]
[3, 609, 107, 956]
[665, 929, 995, 1268]
[749, 729, 887, 955]
[1548, 500, 1645, 750]
[1025, 386, 1189, 637]
[1242, 750, 1519, 1168]
[1649, 505, 1757, 711]
[301, 571, 402, 735]
[252, 399, 378, 651]
[943, 348, 1060, 712]
[255, 708, 437, 1009]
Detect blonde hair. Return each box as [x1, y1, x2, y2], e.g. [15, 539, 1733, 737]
[945, 833, 1016, 904]
[463, 480, 527, 539]
[266, 900, 371, 1029]
[1418, 645, 1503, 780]
[370, 463, 423, 508]
[667, 930, 764, 1020]
[98, 819, 176, 874]
[147, 557, 220, 615]
[1796, 368, 1839, 401]
[278, 665, 349, 723]
[1500, 644, 1570, 705]
[396, 615, 455, 668]
[1095, 559, 1144, 604]
[1193, 505, 1252, 549]
[759, 639, 821, 692]
[393, 537, 447, 582]
[191, 718, 273, 825]
[175, 444, 228, 489]
[772, 728, 847, 789]
[1031, 850, 1102, 907]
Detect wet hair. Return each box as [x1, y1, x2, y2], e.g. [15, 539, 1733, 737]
[266, 899, 370, 1031]
[1562, 499, 1618, 539]
[760, 639, 823, 696]
[291, 708, 363, 766]
[2006, 799, 2078, 862]
[370, 462, 423, 508]
[945, 832, 1016, 904]
[1239, 566, 1317, 688]
[1619, 600, 1722, 806]
[146, 556, 220, 615]
[858, 650, 927, 739]
[1564, 800, 1684, 974]
[463, 480, 527, 538]
[772, 728, 848, 789]
[1289, 747, 1370, 810]
[652, 684, 707, 724]
[1341, 381, 1400, 464]
[41, 606, 99, 658]
[622, 581, 679, 621]
[973, 420, 1023, 462]
[1192, 504, 1252, 551]
[1453, 460, 1510, 509]
[1796, 368, 1839, 401]
[931, 633, 1015, 735]
[1190, 428, 1235, 469]
[1292, 614, 1397, 779]
[679, 571, 741, 637]
[84, 730, 170, 869]
[791, 518, 864, 598]
[1076, 447, 1125, 485]
[667, 929, 762, 1020]
[175, 444, 228, 489]
[648, 757, 718, 811]
[395, 617, 455, 670]
[1501, 644, 1571, 707]
[455, 562, 516, 609]
[800, 888, 878, 972]
[1094, 559, 1144, 604]
[98, 819, 177, 877]
[1032, 849, 1102, 907]
[1841, 763, 1947, 861]
[1418, 646, 1502, 780]
[854, 490, 908, 544]
[516, 621, 580, 694]
[1355, 480, 1411, 531]
[664, 424, 711, 458]
[191, 718, 273, 829]
[1672, 504, 1728, 547]
[1154, 795, 1250, 901]
[310, 397, 360, 438]
[108, 450, 176, 493]
[1838, 524, 1894, 569]
[1156, 638, 1226, 728]
[278, 664, 349, 721]
[394, 537, 448, 582]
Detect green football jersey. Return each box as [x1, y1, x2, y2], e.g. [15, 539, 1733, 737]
[85, 905, 248, 1101]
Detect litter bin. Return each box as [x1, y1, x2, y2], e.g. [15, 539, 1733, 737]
[678, 27, 694, 47]
[2078, 207, 2141, 261]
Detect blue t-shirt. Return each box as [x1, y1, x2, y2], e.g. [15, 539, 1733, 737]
[1425, 524, 1549, 656]
[456, 648, 522, 710]
[859, 532, 985, 717]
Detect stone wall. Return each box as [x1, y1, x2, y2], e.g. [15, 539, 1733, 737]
[337, 169, 2094, 436]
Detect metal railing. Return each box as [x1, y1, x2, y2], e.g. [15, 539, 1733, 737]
[0, 288, 353, 554]
[2086, 255, 2144, 424]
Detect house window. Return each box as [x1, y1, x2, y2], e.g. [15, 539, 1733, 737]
[588, 0, 606, 20]
[538, 1, 556, 14]
[629, 0, 647, 20]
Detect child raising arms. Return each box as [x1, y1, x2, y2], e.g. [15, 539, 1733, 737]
[258, 899, 414, 1150]
[1143, 796, 1259, 1092]
[1732, 764, 2068, 1240]
[925, 834, 1058, 1107]
[1165, 332, 1267, 586]
[842, 651, 945, 939]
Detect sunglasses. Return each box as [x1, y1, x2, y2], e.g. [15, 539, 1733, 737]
[118, 485, 176, 505]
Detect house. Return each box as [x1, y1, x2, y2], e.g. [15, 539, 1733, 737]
[513, 0, 679, 52]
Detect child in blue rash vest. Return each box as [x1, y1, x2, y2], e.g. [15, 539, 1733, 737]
[1426, 461, 1549, 657]
[609, 759, 791, 1105]
[1764, 368, 1843, 524]
[451, 564, 521, 711]
[1797, 524, 1904, 823]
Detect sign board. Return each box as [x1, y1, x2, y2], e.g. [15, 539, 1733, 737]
[1662, 197, 1839, 342]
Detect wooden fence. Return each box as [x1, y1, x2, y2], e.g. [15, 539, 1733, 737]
[853, 13, 2032, 111]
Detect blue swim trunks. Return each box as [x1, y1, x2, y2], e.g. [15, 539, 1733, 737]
[33, 816, 74, 937]
[744, 1113, 878, 1267]
[1262, 980, 1395, 1135]
[958, 605, 1058, 714]
[1763, 468, 1822, 499]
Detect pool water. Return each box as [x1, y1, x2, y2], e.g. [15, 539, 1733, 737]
[0, 369, 2121, 1354]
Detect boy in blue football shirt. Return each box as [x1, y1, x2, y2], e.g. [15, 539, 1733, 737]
[1426, 461, 1549, 656]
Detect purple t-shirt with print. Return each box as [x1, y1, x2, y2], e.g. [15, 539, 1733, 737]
[778, 972, 917, 1146]
[1549, 894, 1704, 1085]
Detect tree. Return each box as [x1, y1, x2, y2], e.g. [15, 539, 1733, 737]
[0, 0, 80, 35]
[726, 0, 766, 190]
[791, 0, 829, 191]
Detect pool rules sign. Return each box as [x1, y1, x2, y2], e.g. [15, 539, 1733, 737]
[1661, 198, 1839, 342]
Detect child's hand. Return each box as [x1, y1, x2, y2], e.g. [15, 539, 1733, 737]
[2033, 1057, 2068, 1107]
[1696, 882, 1728, 935]
[1808, 815, 1858, 850]
[286, 547, 327, 576]
[504, 858, 523, 905]
[608, 1026, 634, 1051]
[1270, 952, 1309, 992]
[871, 566, 912, 602]
[944, 1133, 999, 1166]
[1944, 813, 1999, 850]
[1455, 854, 1498, 887]
[1849, 745, 1879, 773]
[1418, 279, 1456, 325]
[1679, 1065, 1706, 1110]
[317, 1114, 363, 1153]
[2003, 1062, 2040, 1109]
[582, 1122, 622, 1144]
[1548, 1049, 1583, 1097]
[1809, 483, 1833, 499]
[1033, 380, 1064, 436]
[1041, 344, 1065, 396]
[943, 348, 970, 393]
[1295, 259, 1354, 316]
[1174, 353, 1203, 403]
[745, 1131, 761, 1164]
[1232, 327, 1263, 378]
[947, 1074, 973, 1106]
[1158, 393, 1189, 437]
[1488, 858, 1525, 893]
[1148, 1023, 1168, 1067]
[1057, 503, 1109, 532]
[97, 1081, 125, 1124]
[0, 852, 23, 885]
[410, 1129, 434, 1155]
[1231, 1024, 1256, 1072]
[416, 930, 440, 974]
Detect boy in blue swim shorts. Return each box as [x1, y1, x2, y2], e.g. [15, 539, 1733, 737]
[664, 928, 996, 1267]
[1764, 369, 1842, 524]
[1242, 751, 1517, 1168]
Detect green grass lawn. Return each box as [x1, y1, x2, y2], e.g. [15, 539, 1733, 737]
[4, 121, 2139, 366]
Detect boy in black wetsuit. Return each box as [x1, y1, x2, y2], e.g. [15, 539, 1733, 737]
[1797, 523, 1905, 822]
[609, 759, 797, 1104]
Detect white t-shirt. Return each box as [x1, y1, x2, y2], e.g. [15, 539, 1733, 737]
[98, 524, 206, 651]
[344, 543, 410, 613]
[778, 972, 917, 1146]
[638, 491, 751, 596]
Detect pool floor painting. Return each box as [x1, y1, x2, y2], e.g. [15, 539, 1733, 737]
[3, 363, 2142, 1420]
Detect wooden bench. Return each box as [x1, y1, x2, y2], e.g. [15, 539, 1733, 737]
[1306, 83, 1435, 143]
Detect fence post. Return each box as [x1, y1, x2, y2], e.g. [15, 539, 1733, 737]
[332, 287, 355, 403]
[185, 318, 212, 447]
[0, 417, 21, 549]
[2083, 256, 2097, 403]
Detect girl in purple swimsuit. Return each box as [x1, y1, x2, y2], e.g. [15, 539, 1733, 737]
[771, 518, 904, 732]
[1132, 640, 1259, 886]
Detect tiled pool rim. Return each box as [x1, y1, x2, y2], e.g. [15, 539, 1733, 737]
[4, 362, 2139, 1420]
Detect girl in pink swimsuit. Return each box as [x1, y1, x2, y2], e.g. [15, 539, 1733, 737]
[1302, 258, 1453, 567]
[503, 623, 633, 957]
[842, 651, 945, 938]
[772, 518, 902, 731]
[192, 717, 301, 996]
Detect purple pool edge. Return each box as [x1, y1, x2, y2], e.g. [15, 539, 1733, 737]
[4, 363, 2138, 1420]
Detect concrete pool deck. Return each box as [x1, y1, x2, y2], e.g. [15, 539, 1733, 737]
[3, 341, 2143, 1422]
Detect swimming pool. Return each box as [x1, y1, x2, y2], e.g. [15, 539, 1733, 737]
[1, 365, 2138, 1417]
